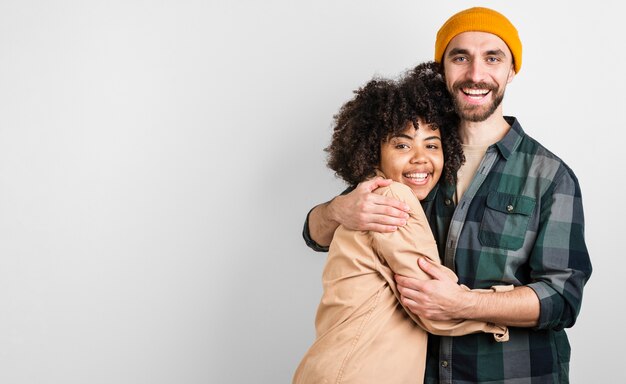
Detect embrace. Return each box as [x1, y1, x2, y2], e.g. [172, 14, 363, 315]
[295, 7, 591, 384]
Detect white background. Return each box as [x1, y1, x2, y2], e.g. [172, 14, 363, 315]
[0, 1, 622, 383]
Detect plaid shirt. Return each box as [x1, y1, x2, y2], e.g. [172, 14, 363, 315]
[302, 117, 592, 383]
[421, 117, 592, 384]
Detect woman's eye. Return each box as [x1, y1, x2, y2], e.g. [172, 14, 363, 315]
[395, 144, 409, 149]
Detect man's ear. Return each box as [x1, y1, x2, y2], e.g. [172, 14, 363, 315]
[506, 64, 515, 84]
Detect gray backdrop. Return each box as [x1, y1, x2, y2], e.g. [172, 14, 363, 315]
[0, 1, 622, 383]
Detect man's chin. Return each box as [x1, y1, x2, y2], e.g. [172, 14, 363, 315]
[456, 101, 501, 122]
[456, 106, 492, 122]
[454, 92, 504, 122]
[461, 111, 493, 122]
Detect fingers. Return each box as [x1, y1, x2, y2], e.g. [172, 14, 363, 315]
[417, 257, 458, 283]
[368, 209, 408, 227]
[360, 222, 401, 233]
[400, 295, 449, 321]
[395, 274, 441, 319]
[333, 178, 410, 231]
[361, 177, 393, 192]
[374, 194, 410, 215]
[345, 208, 407, 231]
[416, 257, 442, 279]
[400, 296, 420, 313]
[395, 274, 425, 291]
[397, 281, 428, 315]
[359, 178, 410, 213]
[340, 193, 408, 232]
[363, 194, 409, 227]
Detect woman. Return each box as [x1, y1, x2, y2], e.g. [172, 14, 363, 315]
[293, 62, 509, 384]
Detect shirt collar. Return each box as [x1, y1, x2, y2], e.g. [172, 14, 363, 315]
[493, 116, 525, 160]
[439, 116, 525, 195]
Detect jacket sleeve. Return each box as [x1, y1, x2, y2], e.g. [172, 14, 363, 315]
[527, 166, 593, 330]
[371, 182, 508, 339]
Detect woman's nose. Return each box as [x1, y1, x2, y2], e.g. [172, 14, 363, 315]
[411, 150, 426, 163]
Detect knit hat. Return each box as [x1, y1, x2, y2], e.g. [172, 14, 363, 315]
[434, 7, 522, 73]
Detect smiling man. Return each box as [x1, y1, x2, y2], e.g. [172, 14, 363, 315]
[302, 7, 592, 383]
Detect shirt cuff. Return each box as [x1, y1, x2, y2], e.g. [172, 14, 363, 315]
[527, 281, 559, 330]
[302, 207, 329, 252]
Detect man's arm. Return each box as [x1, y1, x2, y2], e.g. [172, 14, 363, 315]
[305, 177, 411, 249]
[396, 258, 539, 327]
[396, 168, 592, 330]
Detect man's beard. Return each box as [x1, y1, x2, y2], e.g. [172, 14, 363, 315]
[451, 81, 505, 122]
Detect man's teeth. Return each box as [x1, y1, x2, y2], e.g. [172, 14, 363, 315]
[463, 88, 489, 95]
[405, 173, 427, 180]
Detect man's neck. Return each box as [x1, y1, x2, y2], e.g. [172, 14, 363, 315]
[458, 113, 511, 146]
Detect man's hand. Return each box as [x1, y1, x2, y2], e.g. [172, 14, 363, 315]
[395, 257, 473, 321]
[308, 177, 410, 247]
[329, 177, 410, 232]
[396, 258, 540, 326]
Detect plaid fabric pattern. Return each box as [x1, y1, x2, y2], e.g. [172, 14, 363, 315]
[422, 117, 592, 383]
[302, 208, 331, 252]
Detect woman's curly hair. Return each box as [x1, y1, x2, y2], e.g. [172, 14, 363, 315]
[325, 61, 464, 187]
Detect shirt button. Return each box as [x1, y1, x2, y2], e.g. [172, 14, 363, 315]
[506, 204, 514, 212]
[441, 360, 449, 368]
[444, 199, 452, 206]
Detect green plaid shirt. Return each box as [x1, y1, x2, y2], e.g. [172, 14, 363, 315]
[302, 117, 592, 383]
[421, 117, 592, 384]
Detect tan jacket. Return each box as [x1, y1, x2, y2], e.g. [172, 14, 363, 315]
[293, 181, 508, 384]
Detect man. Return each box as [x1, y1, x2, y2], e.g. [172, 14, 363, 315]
[302, 7, 592, 384]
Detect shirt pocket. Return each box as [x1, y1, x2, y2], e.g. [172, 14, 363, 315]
[479, 191, 536, 251]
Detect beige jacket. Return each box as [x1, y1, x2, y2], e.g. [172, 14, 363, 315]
[294, 181, 509, 384]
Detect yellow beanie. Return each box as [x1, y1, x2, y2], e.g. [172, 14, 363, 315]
[434, 7, 522, 73]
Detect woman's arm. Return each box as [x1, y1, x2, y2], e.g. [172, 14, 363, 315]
[370, 182, 508, 339]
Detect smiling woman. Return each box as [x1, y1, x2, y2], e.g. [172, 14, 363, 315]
[379, 119, 444, 201]
[324, 62, 463, 189]
[293, 62, 510, 384]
